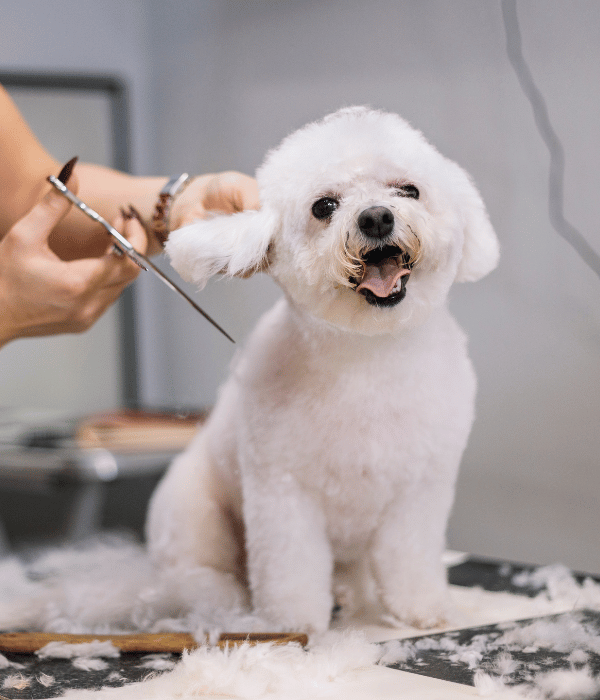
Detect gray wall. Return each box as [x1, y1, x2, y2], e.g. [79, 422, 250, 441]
[2, 1, 600, 572]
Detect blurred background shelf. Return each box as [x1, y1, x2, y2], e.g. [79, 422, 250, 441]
[0, 410, 203, 553]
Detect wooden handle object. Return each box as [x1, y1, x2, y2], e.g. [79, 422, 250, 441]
[0, 631, 308, 655]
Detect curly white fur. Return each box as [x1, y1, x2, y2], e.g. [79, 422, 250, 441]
[150, 106, 500, 635]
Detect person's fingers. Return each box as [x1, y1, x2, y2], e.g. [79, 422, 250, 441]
[32, 275, 131, 336]
[67, 279, 131, 333]
[173, 172, 260, 230]
[231, 173, 260, 212]
[33, 251, 137, 335]
[63, 210, 148, 298]
[123, 206, 149, 255]
[11, 168, 80, 247]
[203, 172, 260, 214]
[103, 209, 148, 284]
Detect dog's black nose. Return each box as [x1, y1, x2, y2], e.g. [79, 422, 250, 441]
[357, 206, 395, 239]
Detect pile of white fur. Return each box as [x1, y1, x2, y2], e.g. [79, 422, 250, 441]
[0, 631, 379, 700]
[0, 536, 271, 636]
[2, 540, 600, 698]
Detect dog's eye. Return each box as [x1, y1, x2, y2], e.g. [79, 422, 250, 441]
[394, 184, 420, 200]
[311, 197, 339, 220]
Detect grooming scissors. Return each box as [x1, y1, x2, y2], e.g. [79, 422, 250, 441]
[48, 175, 234, 343]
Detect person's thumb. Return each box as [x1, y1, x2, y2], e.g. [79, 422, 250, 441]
[18, 158, 80, 245]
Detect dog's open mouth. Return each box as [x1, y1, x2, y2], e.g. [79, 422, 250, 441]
[353, 246, 412, 308]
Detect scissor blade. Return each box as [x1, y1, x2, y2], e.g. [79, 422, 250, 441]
[141, 255, 236, 343]
[47, 175, 235, 343]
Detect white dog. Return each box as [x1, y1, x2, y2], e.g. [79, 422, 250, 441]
[146, 107, 499, 635]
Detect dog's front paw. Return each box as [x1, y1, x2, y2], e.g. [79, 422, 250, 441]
[258, 607, 331, 638]
[381, 608, 448, 631]
[381, 593, 452, 631]
[255, 592, 333, 637]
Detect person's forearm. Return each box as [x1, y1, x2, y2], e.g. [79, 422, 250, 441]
[1, 85, 167, 257]
[48, 164, 168, 259]
[0, 85, 59, 232]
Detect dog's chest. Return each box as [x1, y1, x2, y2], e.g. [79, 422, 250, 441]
[241, 309, 472, 488]
[227, 304, 475, 549]
[280, 365, 424, 504]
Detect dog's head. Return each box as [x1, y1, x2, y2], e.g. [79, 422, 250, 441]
[167, 107, 499, 335]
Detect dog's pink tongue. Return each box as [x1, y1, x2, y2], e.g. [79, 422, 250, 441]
[356, 258, 410, 297]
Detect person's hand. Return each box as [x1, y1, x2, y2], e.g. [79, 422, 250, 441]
[0, 179, 147, 348]
[169, 171, 260, 231]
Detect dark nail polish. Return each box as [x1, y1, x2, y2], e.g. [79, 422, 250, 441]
[57, 156, 79, 184]
[128, 205, 149, 233]
[127, 204, 144, 224]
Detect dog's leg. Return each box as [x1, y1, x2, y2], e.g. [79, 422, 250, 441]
[370, 478, 455, 629]
[146, 431, 247, 611]
[242, 476, 334, 635]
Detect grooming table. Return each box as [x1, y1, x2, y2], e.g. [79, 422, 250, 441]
[0, 556, 598, 699]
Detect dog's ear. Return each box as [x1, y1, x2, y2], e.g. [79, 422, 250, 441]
[165, 209, 277, 289]
[450, 165, 500, 283]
